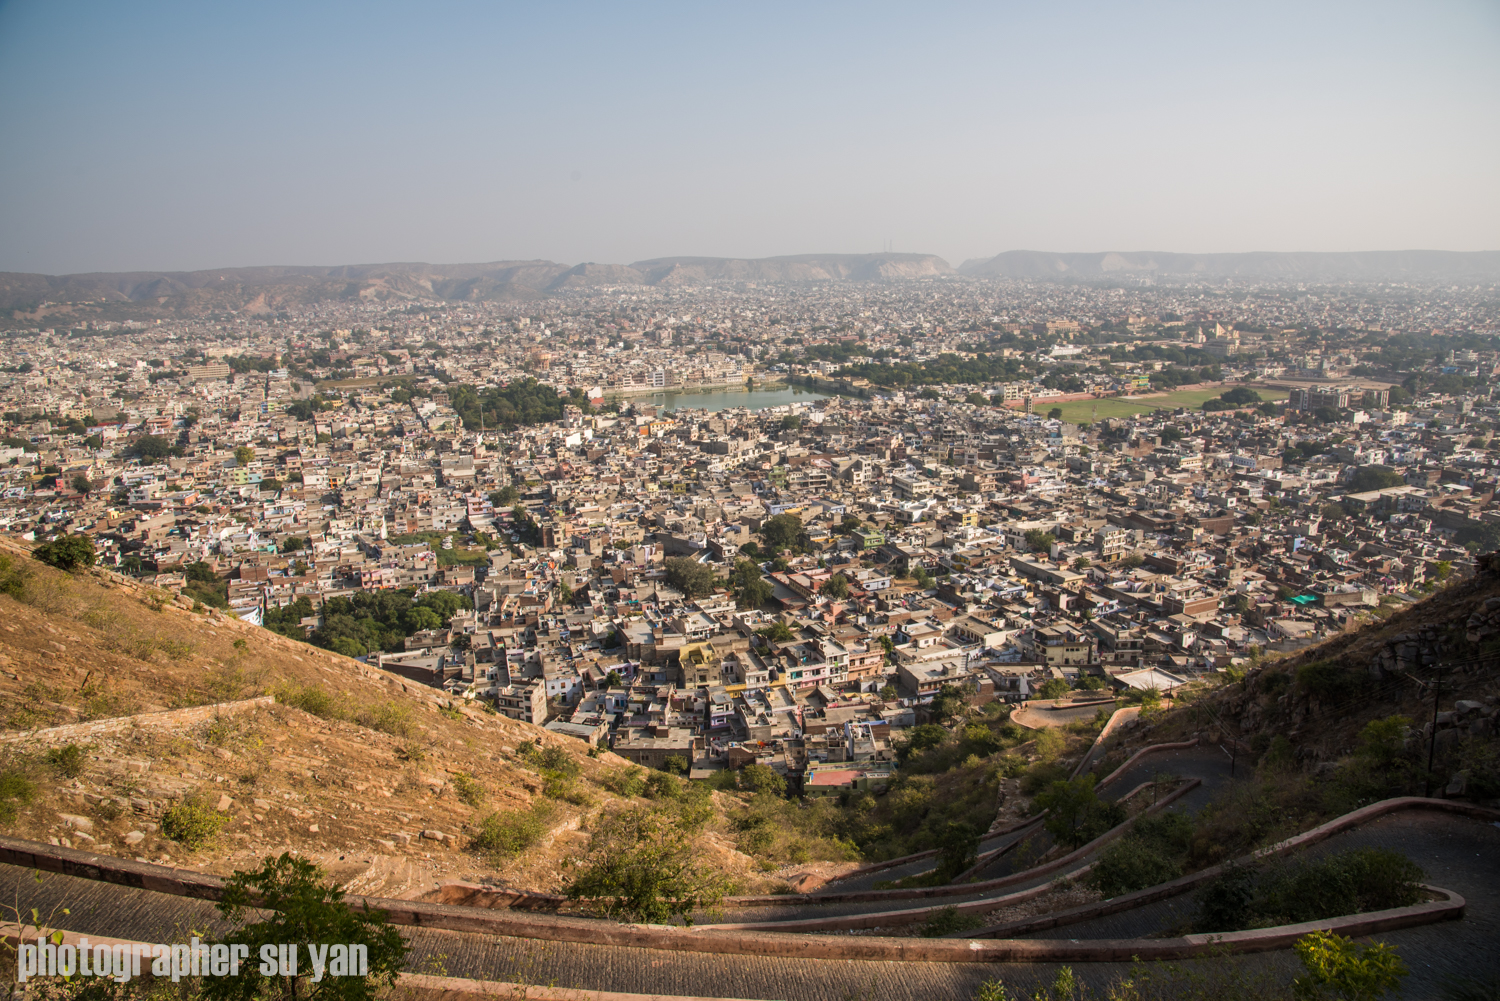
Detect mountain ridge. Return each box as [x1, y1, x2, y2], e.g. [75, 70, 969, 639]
[957, 248, 1500, 281]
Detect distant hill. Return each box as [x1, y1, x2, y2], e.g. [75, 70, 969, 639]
[0, 253, 951, 322]
[628, 253, 951, 284]
[957, 249, 1500, 282]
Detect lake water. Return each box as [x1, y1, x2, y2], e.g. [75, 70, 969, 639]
[626, 385, 830, 412]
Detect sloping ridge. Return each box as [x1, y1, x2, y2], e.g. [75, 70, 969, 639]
[957, 249, 1500, 282]
[629, 253, 951, 285]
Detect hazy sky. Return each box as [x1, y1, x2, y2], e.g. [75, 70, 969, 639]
[1, 0, 1496, 274]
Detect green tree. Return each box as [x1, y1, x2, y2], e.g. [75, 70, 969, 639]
[490, 484, 519, 506]
[731, 559, 773, 608]
[934, 821, 981, 881]
[1036, 678, 1071, 700]
[664, 556, 716, 598]
[912, 564, 934, 589]
[132, 434, 172, 460]
[204, 853, 408, 1001]
[564, 804, 731, 924]
[1024, 529, 1055, 554]
[1033, 775, 1125, 849]
[1072, 556, 1091, 570]
[780, 414, 801, 431]
[756, 621, 794, 643]
[1047, 407, 1064, 420]
[32, 535, 96, 572]
[966, 392, 989, 406]
[821, 573, 850, 599]
[234, 445, 255, 465]
[1347, 465, 1404, 492]
[760, 513, 803, 551]
[1320, 503, 1347, 523]
[1292, 931, 1408, 1001]
[70, 474, 93, 494]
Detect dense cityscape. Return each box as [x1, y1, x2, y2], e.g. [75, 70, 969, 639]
[4, 273, 1497, 796]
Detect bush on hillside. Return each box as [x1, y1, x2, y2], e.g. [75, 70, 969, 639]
[469, 803, 552, 861]
[1296, 660, 1365, 702]
[32, 535, 96, 573]
[1195, 848, 1423, 933]
[161, 796, 228, 850]
[1086, 811, 1195, 897]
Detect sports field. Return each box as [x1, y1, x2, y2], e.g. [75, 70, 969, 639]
[1043, 386, 1288, 424]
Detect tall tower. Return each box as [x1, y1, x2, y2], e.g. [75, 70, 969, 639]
[1024, 396, 1034, 415]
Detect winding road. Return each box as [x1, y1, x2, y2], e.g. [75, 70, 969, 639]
[0, 742, 1493, 1000]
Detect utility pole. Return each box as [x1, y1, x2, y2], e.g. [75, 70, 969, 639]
[1423, 664, 1451, 798]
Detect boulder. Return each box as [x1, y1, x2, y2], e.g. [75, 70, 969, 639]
[57, 813, 93, 833]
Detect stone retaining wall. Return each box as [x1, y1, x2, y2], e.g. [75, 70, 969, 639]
[0, 839, 1466, 966]
[968, 797, 1500, 939]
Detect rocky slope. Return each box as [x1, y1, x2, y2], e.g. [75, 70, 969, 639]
[0, 538, 775, 899]
[1141, 560, 1500, 803]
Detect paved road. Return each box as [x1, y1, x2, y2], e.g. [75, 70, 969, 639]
[2, 804, 1491, 1000]
[1011, 699, 1117, 730]
[1019, 810, 1500, 998]
[0, 861, 1118, 1001]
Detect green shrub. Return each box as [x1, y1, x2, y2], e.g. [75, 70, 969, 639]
[0, 769, 37, 824]
[1197, 849, 1424, 933]
[0, 553, 32, 599]
[1259, 848, 1424, 925]
[1297, 660, 1363, 702]
[161, 797, 229, 850]
[1196, 863, 1259, 933]
[32, 535, 96, 573]
[1089, 836, 1183, 898]
[1293, 930, 1408, 1000]
[1019, 760, 1069, 796]
[355, 699, 414, 737]
[643, 771, 684, 801]
[933, 821, 981, 882]
[1032, 726, 1065, 762]
[603, 765, 647, 797]
[205, 852, 408, 1001]
[519, 741, 578, 776]
[469, 804, 551, 861]
[1087, 813, 1194, 897]
[564, 804, 734, 924]
[274, 681, 346, 720]
[919, 905, 984, 938]
[1033, 775, 1126, 849]
[44, 743, 87, 778]
[451, 771, 485, 808]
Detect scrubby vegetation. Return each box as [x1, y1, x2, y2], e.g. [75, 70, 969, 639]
[1195, 848, 1424, 933]
[1087, 811, 1195, 898]
[160, 795, 229, 850]
[271, 681, 415, 737]
[469, 803, 553, 862]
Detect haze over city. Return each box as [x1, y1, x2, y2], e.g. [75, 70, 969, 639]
[1, 0, 1497, 274]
